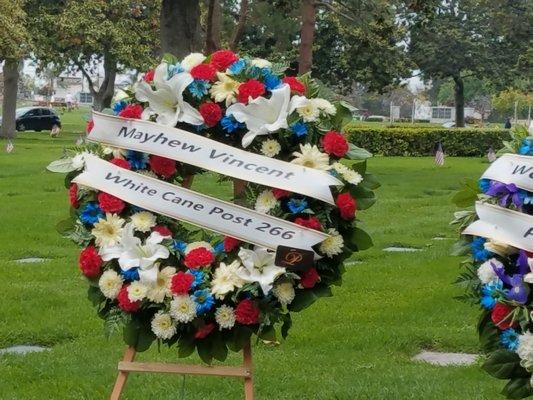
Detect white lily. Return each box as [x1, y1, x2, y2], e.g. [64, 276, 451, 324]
[99, 223, 170, 285]
[226, 84, 308, 147]
[236, 247, 285, 295]
[135, 62, 203, 127]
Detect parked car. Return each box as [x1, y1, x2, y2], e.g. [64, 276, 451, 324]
[0, 107, 61, 132]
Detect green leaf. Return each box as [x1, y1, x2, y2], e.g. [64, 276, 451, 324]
[501, 378, 533, 399]
[346, 143, 372, 160]
[331, 101, 354, 130]
[288, 289, 318, 312]
[123, 320, 156, 352]
[451, 239, 471, 256]
[87, 285, 104, 306]
[345, 227, 373, 252]
[228, 326, 253, 352]
[281, 314, 292, 339]
[46, 158, 76, 173]
[56, 219, 75, 235]
[258, 325, 277, 342]
[483, 350, 530, 379]
[348, 186, 376, 210]
[178, 337, 196, 358]
[361, 173, 381, 190]
[196, 339, 213, 364]
[211, 333, 228, 362]
[478, 311, 501, 353]
[162, 53, 178, 64]
[452, 179, 479, 207]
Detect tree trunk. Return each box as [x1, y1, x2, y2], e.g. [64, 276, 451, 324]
[92, 54, 117, 111]
[160, 0, 202, 58]
[298, 0, 316, 74]
[230, 0, 249, 51]
[205, 0, 222, 53]
[1, 59, 20, 139]
[453, 76, 465, 128]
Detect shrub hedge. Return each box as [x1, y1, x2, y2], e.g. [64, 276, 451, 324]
[346, 126, 510, 156]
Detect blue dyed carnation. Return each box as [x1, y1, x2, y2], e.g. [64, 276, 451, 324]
[112, 100, 127, 115]
[500, 328, 520, 351]
[122, 267, 140, 281]
[192, 289, 214, 314]
[173, 240, 187, 253]
[188, 80, 210, 99]
[291, 122, 308, 138]
[287, 198, 308, 214]
[519, 138, 533, 155]
[220, 115, 244, 133]
[471, 237, 492, 262]
[228, 59, 247, 75]
[479, 179, 492, 193]
[80, 202, 103, 225]
[126, 150, 149, 170]
[264, 73, 282, 91]
[213, 241, 225, 254]
[189, 269, 205, 289]
[168, 63, 184, 78]
[480, 280, 503, 309]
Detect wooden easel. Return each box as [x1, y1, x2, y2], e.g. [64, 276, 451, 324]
[109, 340, 254, 399]
[110, 177, 254, 399]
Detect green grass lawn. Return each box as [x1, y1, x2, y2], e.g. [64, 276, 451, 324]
[0, 121, 503, 399]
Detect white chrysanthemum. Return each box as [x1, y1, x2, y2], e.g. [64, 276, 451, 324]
[130, 211, 157, 233]
[332, 162, 362, 185]
[181, 53, 206, 71]
[296, 101, 320, 122]
[98, 270, 123, 299]
[261, 139, 281, 157]
[272, 282, 295, 306]
[484, 240, 517, 257]
[477, 259, 498, 284]
[170, 295, 197, 323]
[291, 144, 330, 170]
[102, 146, 127, 159]
[255, 190, 277, 214]
[319, 228, 344, 257]
[185, 241, 214, 255]
[250, 58, 272, 68]
[147, 266, 177, 303]
[211, 260, 245, 299]
[71, 151, 91, 170]
[210, 72, 239, 106]
[128, 281, 148, 302]
[215, 305, 236, 329]
[92, 213, 125, 247]
[311, 98, 336, 115]
[518, 331, 533, 370]
[151, 311, 177, 340]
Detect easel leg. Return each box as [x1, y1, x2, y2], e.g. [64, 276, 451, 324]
[110, 346, 137, 400]
[243, 341, 254, 400]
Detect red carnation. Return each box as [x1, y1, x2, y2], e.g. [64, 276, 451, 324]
[86, 120, 94, 134]
[153, 225, 172, 237]
[294, 216, 322, 231]
[184, 247, 215, 269]
[190, 63, 217, 81]
[210, 50, 238, 71]
[150, 155, 176, 178]
[170, 271, 194, 295]
[282, 76, 306, 94]
[110, 158, 131, 170]
[144, 69, 155, 82]
[336, 192, 356, 220]
[272, 188, 291, 199]
[195, 322, 216, 339]
[322, 131, 349, 157]
[98, 192, 125, 213]
[223, 236, 240, 252]
[117, 285, 141, 313]
[235, 299, 260, 325]
[69, 183, 79, 208]
[300, 268, 320, 289]
[237, 79, 265, 104]
[491, 303, 518, 330]
[118, 104, 144, 119]
[199, 102, 222, 127]
[78, 246, 102, 278]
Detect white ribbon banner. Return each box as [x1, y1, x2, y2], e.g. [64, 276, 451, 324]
[88, 112, 341, 204]
[74, 155, 329, 252]
[482, 154, 533, 192]
[463, 202, 533, 252]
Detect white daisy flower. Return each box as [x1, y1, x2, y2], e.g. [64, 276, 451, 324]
[181, 53, 206, 71]
[98, 270, 123, 299]
[272, 282, 295, 306]
[291, 144, 330, 170]
[211, 260, 245, 299]
[215, 305, 236, 329]
[210, 72, 239, 106]
[102, 146, 127, 159]
[342, 170, 363, 185]
[261, 139, 281, 157]
[92, 213, 125, 247]
[319, 228, 344, 257]
[130, 211, 157, 233]
[128, 281, 148, 302]
[151, 311, 177, 340]
[147, 266, 176, 303]
[170, 295, 197, 323]
[255, 190, 277, 214]
[311, 98, 336, 115]
[296, 100, 320, 122]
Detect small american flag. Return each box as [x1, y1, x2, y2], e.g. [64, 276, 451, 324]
[435, 142, 444, 166]
[487, 147, 497, 163]
[5, 140, 14, 153]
